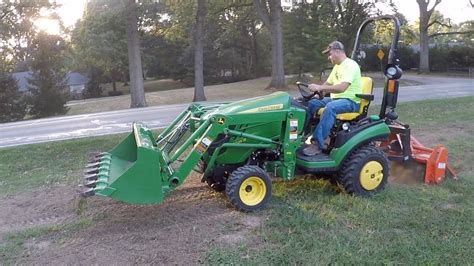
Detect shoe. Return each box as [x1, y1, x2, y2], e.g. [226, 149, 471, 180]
[303, 144, 322, 156]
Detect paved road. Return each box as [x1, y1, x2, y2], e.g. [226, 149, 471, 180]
[0, 104, 187, 148]
[1, 74, 472, 148]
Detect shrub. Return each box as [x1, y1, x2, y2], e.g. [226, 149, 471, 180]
[0, 73, 27, 122]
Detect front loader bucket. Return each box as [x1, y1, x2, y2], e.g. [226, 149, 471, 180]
[82, 123, 166, 204]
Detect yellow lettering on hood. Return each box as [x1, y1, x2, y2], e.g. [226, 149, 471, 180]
[239, 104, 284, 114]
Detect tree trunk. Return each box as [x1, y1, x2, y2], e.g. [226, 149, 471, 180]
[416, 0, 442, 73]
[269, 1, 285, 89]
[125, 0, 147, 108]
[193, 0, 207, 102]
[253, 0, 286, 89]
[250, 21, 260, 78]
[419, 26, 430, 73]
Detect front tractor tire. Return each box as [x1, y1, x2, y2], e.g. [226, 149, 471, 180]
[338, 145, 389, 196]
[225, 165, 272, 212]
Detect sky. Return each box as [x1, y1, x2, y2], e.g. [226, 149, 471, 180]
[35, 0, 474, 35]
[388, 0, 474, 24]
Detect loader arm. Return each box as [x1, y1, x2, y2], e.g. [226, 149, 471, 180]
[82, 92, 306, 204]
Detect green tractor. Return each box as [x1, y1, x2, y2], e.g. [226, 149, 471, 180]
[82, 15, 404, 212]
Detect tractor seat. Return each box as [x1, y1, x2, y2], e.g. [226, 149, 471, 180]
[316, 77, 374, 121]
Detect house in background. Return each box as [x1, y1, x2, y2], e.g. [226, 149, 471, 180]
[67, 72, 90, 95]
[12, 71, 89, 98]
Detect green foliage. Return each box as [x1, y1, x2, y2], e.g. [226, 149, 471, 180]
[27, 33, 69, 118]
[283, 2, 331, 75]
[82, 67, 104, 98]
[0, 73, 27, 122]
[71, 0, 128, 86]
[0, 0, 54, 69]
[282, 0, 372, 75]
[156, 1, 269, 83]
[430, 45, 474, 71]
[327, 0, 373, 50]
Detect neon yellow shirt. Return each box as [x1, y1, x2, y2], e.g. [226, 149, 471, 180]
[326, 57, 362, 103]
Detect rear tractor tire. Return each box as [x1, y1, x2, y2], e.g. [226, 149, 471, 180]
[338, 145, 389, 196]
[225, 165, 272, 212]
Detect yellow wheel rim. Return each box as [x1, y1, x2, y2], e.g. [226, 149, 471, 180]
[239, 176, 267, 206]
[360, 161, 384, 191]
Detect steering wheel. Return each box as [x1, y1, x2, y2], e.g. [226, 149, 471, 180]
[296, 81, 323, 101]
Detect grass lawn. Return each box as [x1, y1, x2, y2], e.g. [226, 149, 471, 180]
[205, 96, 474, 264]
[1, 96, 472, 263]
[102, 78, 187, 95]
[0, 134, 127, 197]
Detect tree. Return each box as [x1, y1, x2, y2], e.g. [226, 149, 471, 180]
[193, 0, 207, 101]
[253, 0, 285, 90]
[0, 0, 53, 70]
[416, 0, 474, 72]
[417, 0, 442, 72]
[27, 33, 69, 118]
[82, 67, 104, 98]
[71, 0, 128, 94]
[327, 0, 372, 51]
[0, 73, 27, 122]
[124, 0, 147, 107]
[282, 1, 333, 76]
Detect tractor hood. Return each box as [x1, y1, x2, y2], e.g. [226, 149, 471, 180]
[202, 91, 291, 119]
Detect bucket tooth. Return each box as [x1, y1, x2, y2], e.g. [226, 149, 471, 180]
[90, 153, 106, 161]
[92, 152, 106, 157]
[88, 157, 100, 163]
[84, 167, 99, 175]
[84, 173, 98, 181]
[81, 188, 95, 197]
[84, 174, 98, 181]
[84, 180, 97, 188]
[86, 161, 101, 168]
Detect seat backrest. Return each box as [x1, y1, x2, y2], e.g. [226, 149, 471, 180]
[358, 77, 374, 114]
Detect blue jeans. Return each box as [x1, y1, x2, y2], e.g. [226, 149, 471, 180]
[308, 97, 359, 148]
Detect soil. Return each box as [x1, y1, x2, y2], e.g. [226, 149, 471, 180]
[0, 173, 263, 264]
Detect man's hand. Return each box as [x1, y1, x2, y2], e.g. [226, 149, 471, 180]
[308, 83, 322, 93]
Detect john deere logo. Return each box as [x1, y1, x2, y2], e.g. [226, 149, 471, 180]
[217, 117, 225, 124]
[240, 104, 284, 114]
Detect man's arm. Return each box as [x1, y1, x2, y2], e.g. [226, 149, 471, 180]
[309, 82, 350, 94]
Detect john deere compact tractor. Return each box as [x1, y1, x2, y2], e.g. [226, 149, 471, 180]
[82, 15, 406, 212]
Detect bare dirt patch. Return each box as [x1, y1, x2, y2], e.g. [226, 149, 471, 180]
[1, 173, 265, 264]
[0, 184, 78, 236]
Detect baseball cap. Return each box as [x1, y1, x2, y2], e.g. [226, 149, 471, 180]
[322, 41, 345, 54]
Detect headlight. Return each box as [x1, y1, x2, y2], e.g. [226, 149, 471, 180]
[384, 64, 402, 79]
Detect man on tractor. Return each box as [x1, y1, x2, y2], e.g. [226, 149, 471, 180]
[303, 41, 362, 156]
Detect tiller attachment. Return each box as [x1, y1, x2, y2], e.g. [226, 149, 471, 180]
[382, 121, 457, 184]
[410, 136, 457, 184]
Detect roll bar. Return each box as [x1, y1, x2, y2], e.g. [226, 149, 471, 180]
[351, 15, 401, 65]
